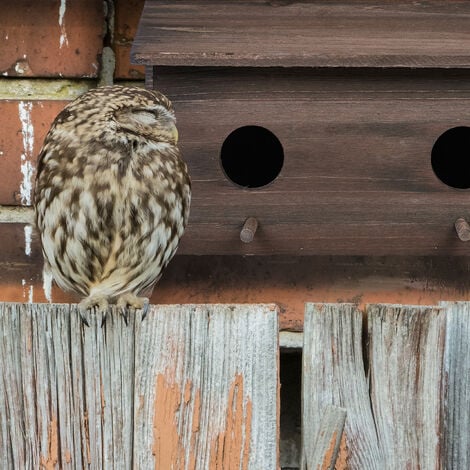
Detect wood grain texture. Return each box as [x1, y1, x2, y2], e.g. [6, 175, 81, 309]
[368, 304, 446, 469]
[0, 303, 134, 469]
[0, 303, 279, 469]
[440, 301, 470, 468]
[152, 68, 470, 255]
[307, 404, 347, 470]
[302, 304, 383, 468]
[303, 303, 450, 469]
[133, 303, 279, 469]
[132, 1, 470, 68]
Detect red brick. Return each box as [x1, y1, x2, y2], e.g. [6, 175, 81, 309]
[0, 100, 68, 205]
[114, 0, 145, 79]
[1, 1, 104, 78]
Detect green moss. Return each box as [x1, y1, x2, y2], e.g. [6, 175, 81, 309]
[0, 79, 97, 100]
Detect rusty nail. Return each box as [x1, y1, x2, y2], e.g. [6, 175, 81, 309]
[240, 217, 258, 243]
[455, 217, 470, 242]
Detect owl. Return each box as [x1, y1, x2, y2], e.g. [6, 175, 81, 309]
[34, 86, 191, 321]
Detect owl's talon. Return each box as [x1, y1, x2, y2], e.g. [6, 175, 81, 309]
[79, 296, 109, 326]
[120, 307, 129, 326]
[80, 313, 90, 327]
[116, 293, 149, 323]
[142, 300, 150, 321]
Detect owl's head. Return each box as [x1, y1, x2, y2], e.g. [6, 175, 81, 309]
[111, 87, 178, 145]
[58, 86, 179, 147]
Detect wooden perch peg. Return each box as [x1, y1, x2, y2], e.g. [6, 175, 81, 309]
[240, 217, 258, 243]
[455, 217, 470, 242]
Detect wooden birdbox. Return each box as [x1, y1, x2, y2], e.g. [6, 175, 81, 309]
[132, 1, 470, 256]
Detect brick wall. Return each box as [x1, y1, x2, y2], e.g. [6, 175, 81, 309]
[0, 0, 145, 201]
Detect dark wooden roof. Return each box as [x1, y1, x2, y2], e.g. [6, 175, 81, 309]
[132, 1, 470, 68]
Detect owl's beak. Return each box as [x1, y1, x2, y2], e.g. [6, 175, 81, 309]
[169, 122, 179, 144]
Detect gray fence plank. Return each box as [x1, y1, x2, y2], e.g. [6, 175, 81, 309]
[133, 304, 279, 470]
[368, 304, 446, 469]
[302, 303, 383, 469]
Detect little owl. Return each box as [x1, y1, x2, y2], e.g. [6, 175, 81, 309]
[34, 86, 191, 320]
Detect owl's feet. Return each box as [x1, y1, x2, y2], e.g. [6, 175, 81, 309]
[78, 296, 110, 326]
[117, 293, 150, 324]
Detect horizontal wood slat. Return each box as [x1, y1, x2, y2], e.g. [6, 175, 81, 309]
[132, 1, 470, 68]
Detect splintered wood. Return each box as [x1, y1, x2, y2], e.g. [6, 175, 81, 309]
[302, 304, 382, 469]
[0, 303, 278, 469]
[303, 303, 448, 469]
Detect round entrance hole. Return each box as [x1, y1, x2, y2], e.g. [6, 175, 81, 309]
[220, 125, 284, 188]
[431, 126, 470, 189]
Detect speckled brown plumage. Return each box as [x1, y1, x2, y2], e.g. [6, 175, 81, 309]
[34, 85, 191, 317]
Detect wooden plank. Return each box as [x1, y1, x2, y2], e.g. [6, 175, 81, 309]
[440, 301, 470, 468]
[302, 304, 383, 468]
[0, 303, 135, 469]
[133, 304, 279, 469]
[132, 1, 470, 68]
[151, 68, 470, 255]
[367, 304, 446, 469]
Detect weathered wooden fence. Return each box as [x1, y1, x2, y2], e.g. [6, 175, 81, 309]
[1, 301, 470, 469]
[0, 303, 279, 469]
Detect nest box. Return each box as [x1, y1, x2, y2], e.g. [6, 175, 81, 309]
[132, 1, 470, 256]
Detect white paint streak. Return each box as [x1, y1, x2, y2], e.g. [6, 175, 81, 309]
[58, 0, 69, 48]
[18, 102, 35, 206]
[24, 224, 33, 256]
[43, 269, 53, 303]
[22, 277, 34, 303]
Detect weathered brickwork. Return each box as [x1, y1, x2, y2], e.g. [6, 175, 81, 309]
[0, 0, 146, 208]
[0, 100, 68, 205]
[1, 0, 104, 78]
